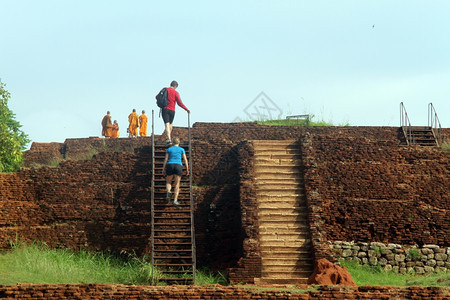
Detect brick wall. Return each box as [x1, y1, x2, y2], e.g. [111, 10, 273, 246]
[301, 132, 449, 262]
[2, 123, 449, 283]
[0, 284, 446, 299]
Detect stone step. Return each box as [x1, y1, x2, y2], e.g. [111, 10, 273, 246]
[256, 195, 305, 203]
[259, 225, 310, 233]
[253, 139, 298, 145]
[260, 233, 310, 241]
[255, 165, 301, 172]
[257, 186, 303, 193]
[260, 238, 311, 247]
[261, 250, 311, 258]
[262, 258, 313, 267]
[259, 225, 309, 234]
[255, 179, 303, 185]
[260, 244, 312, 252]
[257, 211, 308, 220]
[255, 154, 302, 162]
[255, 277, 309, 285]
[259, 220, 308, 228]
[258, 206, 308, 214]
[254, 158, 302, 166]
[255, 185, 303, 192]
[260, 270, 312, 278]
[253, 144, 299, 151]
[255, 173, 300, 180]
[262, 265, 313, 273]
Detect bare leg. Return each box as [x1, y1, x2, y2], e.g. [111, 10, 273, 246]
[166, 175, 173, 201]
[164, 122, 172, 141]
[173, 175, 181, 201]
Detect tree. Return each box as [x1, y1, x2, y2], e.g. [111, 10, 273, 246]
[0, 80, 30, 172]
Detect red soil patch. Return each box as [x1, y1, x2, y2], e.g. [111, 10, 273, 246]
[307, 258, 357, 287]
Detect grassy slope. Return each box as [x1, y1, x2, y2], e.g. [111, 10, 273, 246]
[0, 243, 226, 285]
[0, 244, 448, 287]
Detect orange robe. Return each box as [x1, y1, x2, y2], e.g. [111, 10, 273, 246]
[128, 112, 139, 136]
[101, 115, 113, 137]
[111, 124, 120, 138]
[139, 114, 148, 137]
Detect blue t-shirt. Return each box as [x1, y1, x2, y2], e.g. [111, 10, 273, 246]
[166, 146, 185, 165]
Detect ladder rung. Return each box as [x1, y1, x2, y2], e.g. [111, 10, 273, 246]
[154, 223, 191, 226]
[154, 256, 192, 259]
[154, 236, 192, 239]
[154, 210, 190, 213]
[159, 270, 194, 274]
[153, 249, 191, 252]
[154, 263, 193, 267]
[154, 242, 192, 245]
[154, 229, 190, 232]
[157, 278, 193, 282]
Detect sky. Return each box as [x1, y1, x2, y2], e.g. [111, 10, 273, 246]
[1, 0, 449, 147]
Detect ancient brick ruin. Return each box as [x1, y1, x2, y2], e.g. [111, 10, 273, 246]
[0, 123, 449, 289]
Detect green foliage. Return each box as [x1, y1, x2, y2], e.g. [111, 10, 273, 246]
[195, 267, 228, 285]
[0, 242, 228, 286]
[0, 80, 30, 172]
[256, 114, 348, 127]
[0, 242, 156, 285]
[441, 141, 450, 152]
[340, 259, 449, 287]
[406, 247, 421, 262]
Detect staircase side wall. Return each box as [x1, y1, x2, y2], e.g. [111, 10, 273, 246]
[227, 141, 262, 284]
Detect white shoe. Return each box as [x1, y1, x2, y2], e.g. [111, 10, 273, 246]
[173, 199, 179, 205]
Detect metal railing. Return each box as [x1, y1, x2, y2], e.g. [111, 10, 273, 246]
[400, 102, 414, 145]
[187, 112, 196, 284]
[150, 109, 155, 284]
[286, 114, 310, 126]
[428, 103, 443, 147]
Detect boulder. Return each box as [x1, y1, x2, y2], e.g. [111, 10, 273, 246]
[307, 258, 357, 287]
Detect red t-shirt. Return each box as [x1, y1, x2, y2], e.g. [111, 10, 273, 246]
[164, 87, 188, 111]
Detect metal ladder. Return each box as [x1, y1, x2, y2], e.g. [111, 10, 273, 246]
[400, 102, 442, 146]
[150, 110, 196, 284]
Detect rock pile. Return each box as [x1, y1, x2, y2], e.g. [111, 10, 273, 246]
[331, 241, 450, 274]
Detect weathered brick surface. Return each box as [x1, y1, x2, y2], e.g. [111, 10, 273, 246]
[2, 123, 449, 286]
[301, 132, 449, 262]
[0, 284, 446, 299]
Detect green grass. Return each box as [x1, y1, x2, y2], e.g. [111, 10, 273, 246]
[1, 243, 448, 287]
[0, 242, 227, 285]
[0, 242, 156, 285]
[256, 116, 349, 127]
[441, 141, 450, 152]
[340, 259, 450, 287]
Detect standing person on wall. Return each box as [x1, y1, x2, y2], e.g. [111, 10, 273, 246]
[162, 137, 189, 205]
[128, 109, 139, 138]
[101, 111, 113, 138]
[139, 110, 148, 137]
[156, 80, 190, 145]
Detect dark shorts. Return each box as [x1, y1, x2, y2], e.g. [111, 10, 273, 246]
[166, 164, 183, 176]
[162, 108, 175, 124]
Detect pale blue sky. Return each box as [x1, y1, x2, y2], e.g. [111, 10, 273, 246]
[1, 0, 449, 146]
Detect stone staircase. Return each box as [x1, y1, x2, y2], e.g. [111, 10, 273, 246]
[253, 140, 313, 285]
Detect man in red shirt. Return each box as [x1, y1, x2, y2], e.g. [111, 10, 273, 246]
[159, 80, 190, 145]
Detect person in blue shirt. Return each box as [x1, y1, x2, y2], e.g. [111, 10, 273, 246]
[162, 137, 190, 205]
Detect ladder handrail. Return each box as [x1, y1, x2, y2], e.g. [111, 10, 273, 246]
[150, 109, 155, 284]
[400, 102, 414, 145]
[187, 112, 196, 284]
[428, 103, 443, 146]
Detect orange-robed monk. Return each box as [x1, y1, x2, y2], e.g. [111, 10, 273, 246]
[111, 120, 120, 138]
[139, 110, 148, 137]
[101, 111, 113, 137]
[128, 109, 139, 137]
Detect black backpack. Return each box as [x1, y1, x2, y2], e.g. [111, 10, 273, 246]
[156, 87, 168, 108]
